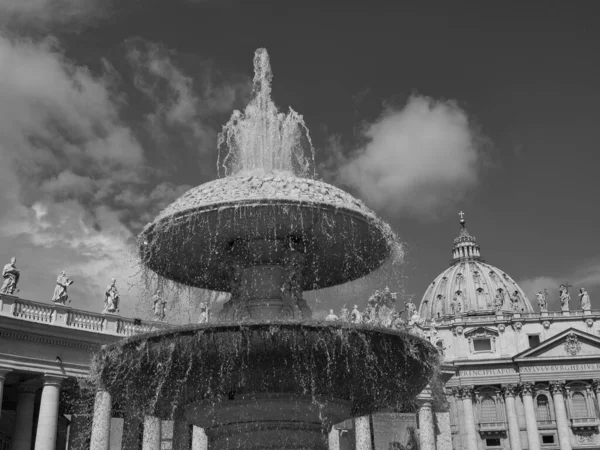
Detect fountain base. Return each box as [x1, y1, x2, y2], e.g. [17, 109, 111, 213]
[186, 394, 351, 450]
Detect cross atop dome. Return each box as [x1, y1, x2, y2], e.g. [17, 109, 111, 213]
[452, 211, 481, 262]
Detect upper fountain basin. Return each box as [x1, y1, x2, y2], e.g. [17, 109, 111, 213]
[139, 173, 396, 291]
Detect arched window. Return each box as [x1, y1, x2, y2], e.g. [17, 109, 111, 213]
[571, 392, 588, 418]
[480, 396, 497, 422]
[536, 395, 551, 421]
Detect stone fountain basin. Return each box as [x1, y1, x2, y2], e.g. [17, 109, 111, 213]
[138, 174, 396, 291]
[92, 322, 438, 422]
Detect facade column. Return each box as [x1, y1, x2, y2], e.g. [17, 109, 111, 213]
[354, 416, 372, 450]
[34, 375, 65, 450]
[502, 384, 522, 450]
[12, 383, 39, 450]
[458, 386, 479, 450]
[172, 419, 191, 450]
[142, 416, 162, 450]
[418, 399, 436, 450]
[550, 381, 572, 450]
[328, 427, 340, 450]
[192, 426, 208, 450]
[0, 368, 10, 419]
[521, 382, 541, 450]
[90, 388, 112, 450]
[592, 380, 600, 418]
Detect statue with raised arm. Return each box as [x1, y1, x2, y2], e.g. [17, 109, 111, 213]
[103, 279, 120, 314]
[579, 288, 591, 311]
[559, 284, 570, 312]
[536, 290, 548, 312]
[152, 293, 167, 320]
[52, 271, 73, 304]
[0, 257, 20, 295]
[198, 302, 210, 324]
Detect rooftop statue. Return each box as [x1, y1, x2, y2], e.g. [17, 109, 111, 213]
[52, 271, 73, 305]
[511, 290, 521, 311]
[339, 304, 349, 322]
[579, 288, 591, 311]
[536, 290, 548, 312]
[0, 257, 20, 295]
[102, 279, 120, 314]
[198, 302, 210, 324]
[559, 284, 571, 312]
[493, 289, 504, 312]
[350, 304, 362, 324]
[152, 293, 167, 321]
[325, 309, 338, 321]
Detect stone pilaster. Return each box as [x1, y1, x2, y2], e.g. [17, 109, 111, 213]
[502, 384, 522, 450]
[142, 416, 162, 450]
[458, 386, 479, 450]
[12, 383, 39, 450]
[355, 416, 372, 450]
[550, 381, 572, 450]
[418, 398, 436, 450]
[328, 427, 340, 450]
[434, 411, 452, 450]
[520, 382, 541, 450]
[192, 426, 208, 450]
[0, 368, 10, 419]
[90, 388, 112, 450]
[34, 375, 65, 450]
[592, 380, 600, 418]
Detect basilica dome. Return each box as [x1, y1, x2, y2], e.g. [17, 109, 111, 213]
[418, 215, 534, 320]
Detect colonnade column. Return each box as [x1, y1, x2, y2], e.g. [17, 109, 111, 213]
[417, 398, 436, 450]
[502, 384, 522, 450]
[458, 386, 479, 450]
[34, 375, 65, 450]
[593, 380, 600, 418]
[550, 381, 572, 450]
[192, 426, 208, 450]
[0, 368, 10, 419]
[12, 383, 39, 450]
[142, 416, 162, 450]
[328, 426, 340, 450]
[354, 416, 372, 450]
[90, 387, 112, 450]
[520, 382, 541, 450]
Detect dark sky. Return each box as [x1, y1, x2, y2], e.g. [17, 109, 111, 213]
[0, 0, 599, 317]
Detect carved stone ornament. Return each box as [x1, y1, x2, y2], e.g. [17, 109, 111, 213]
[460, 385, 475, 398]
[454, 326, 464, 336]
[498, 324, 505, 332]
[520, 382, 535, 396]
[513, 321, 523, 331]
[592, 379, 600, 393]
[564, 332, 582, 356]
[549, 381, 565, 396]
[502, 383, 519, 397]
[586, 318, 594, 328]
[543, 320, 551, 329]
[451, 387, 463, 399]
[575, 433, 594, 445]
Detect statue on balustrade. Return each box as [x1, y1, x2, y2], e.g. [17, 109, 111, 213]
[0, 257, 20, 295]
[339, 304, 349, 322]
[52, 271, 73, 305]
[152, 293, 167, 321]
[198, 302, 209, 324]
[350, 304, 362, 323]
[102, 279, 120, 314]
[493, 289, 505, 311]
[404, 299, 416, 318]
[510, 290, 522, 311]
[325, 309, 338, 321]
[579, 288, 591, 311]
[559, 284, 570, 312]
[536, 290, 548, 312]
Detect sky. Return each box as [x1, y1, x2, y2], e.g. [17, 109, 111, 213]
[0, 0, 599, 321]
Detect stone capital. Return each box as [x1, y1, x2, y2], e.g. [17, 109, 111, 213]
[549, 381, 565, 396]
[41, 374, 67, 388]
[0, 367, 12, 380]
[451, 387, 463, 399]
[520, 382, 535, 396]
[592, 379, 600, 393]
[460, 385, 475, 398]
[502, 383, 519, 398]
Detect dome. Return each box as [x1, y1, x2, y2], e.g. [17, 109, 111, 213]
[418, 214, 534, 320]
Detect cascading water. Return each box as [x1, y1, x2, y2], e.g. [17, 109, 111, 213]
[218, 48, 314, 178]
[86, 48, 439, 450]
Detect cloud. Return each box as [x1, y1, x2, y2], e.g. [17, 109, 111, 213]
[324, 95, 489, 220]
[0, 0, 109, 26]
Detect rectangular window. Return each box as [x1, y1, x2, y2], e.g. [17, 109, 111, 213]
[541, 434, 555, 444]
[485, 438, 501, 447]
[473, 338, 492, 352]
[528, 334, 541, 348]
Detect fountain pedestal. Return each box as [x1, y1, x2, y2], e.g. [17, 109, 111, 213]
[186, 394, 351, 450]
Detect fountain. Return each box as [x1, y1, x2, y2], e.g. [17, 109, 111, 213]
[90, 49, 438, 449]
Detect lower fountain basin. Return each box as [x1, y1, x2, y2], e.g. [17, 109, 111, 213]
[92, 322, 438, 448]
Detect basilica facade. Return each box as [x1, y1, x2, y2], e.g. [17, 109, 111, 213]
[0, 217, 599, 449]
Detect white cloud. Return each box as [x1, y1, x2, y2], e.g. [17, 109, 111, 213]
[326, 95, 488, 220]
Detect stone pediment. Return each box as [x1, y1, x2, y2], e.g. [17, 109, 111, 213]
[464, 326, 499, 338]
[514, 328, 600, 360]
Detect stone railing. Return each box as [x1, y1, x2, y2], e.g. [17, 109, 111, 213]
[477, 421, 506, 433]
[0, 294, 170, 337]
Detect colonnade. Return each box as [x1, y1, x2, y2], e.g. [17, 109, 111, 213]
[454, 381, 600, 450]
